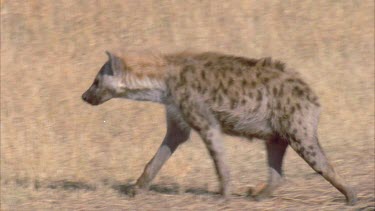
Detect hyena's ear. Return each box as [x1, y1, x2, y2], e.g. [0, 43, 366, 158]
[106, 51, 124, 76]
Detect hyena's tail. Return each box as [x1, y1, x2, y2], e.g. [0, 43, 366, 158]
[280, 108, 357, 205]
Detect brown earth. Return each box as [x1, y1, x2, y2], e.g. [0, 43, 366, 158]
[1, 1, 374, 210]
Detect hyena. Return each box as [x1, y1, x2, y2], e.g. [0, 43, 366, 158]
[82, 51, 357, 205]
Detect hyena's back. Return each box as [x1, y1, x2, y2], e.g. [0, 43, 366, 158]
[166, 52, 320, 140]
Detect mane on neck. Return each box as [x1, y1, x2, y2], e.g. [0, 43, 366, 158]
[120, 52, 168, 90]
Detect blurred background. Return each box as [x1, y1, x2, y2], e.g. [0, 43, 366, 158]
[1, 1, 374, 210]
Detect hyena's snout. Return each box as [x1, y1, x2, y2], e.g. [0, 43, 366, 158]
[82, 87, 113, 106]
[82, 90, 100, 105]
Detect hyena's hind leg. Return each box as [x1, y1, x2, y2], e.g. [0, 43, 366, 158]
[285, 120, 357, 205]
[249, 135, 288, 200]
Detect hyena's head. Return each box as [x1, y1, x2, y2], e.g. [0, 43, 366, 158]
[82, 51, 126, 105]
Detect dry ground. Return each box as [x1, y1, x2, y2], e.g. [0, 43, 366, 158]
[1, 1, 374, 210]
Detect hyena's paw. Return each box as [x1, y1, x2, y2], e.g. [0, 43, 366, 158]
[219, 188, 231, 199]
[346, 189, 358, 206]
[118, 184, 144, 197]
[213, 190, 232, 203]
[247, 182, 271, 201]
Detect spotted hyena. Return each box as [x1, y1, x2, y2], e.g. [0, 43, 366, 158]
[82, 51, 357, 205]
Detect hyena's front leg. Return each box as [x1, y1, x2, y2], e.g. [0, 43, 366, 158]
[128, 108, 190, 196]
[250, 136, 288, 200]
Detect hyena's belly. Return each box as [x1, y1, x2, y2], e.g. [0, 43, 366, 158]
[211, 102, 274, 139]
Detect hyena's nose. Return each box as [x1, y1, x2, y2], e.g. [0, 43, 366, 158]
[82, 92, 88, 102]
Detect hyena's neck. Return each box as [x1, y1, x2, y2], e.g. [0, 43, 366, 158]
[124, 73, 166, 90]
[123, 88, 168, 103]
[121, 53, 169, 104]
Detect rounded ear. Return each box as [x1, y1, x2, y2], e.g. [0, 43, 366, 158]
[105, 51, 124, 76]
[105, 51, 112, 60]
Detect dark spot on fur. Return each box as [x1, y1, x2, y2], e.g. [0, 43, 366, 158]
[287, 97, 291, 105]
[296, 103, 301, 110]
[310, 161, 316, 166]
[308, 145, 314, 150]
[259, 57, 272, 67]
[228, 78, 234, 86]
[293, 128, 298, 134]
[216, 81, 228, 95]
[267, 102, 271, 109]
[300, 146, 305, 154]
[233, 90, 240, 98]
[212, 94, 217, 102]
[210, 89, 217, 97]
[257, 90, 262, 101]
[232, 66, 241, 76]
[251, 81, 257, 88]
[277, 101, 281, 110]
[263, 77, 270, 83]
[292, 86, 305, 97]
[180, 76, 187, 85]
[311, 151, 316, 157]
[183, 65, 195, 73]
[242, 79, 248, 87]
[279, 85, 284, 97]
[198, 84, 204, 93]
[201, 71, 206, 80]
[273, 87, 278, 96]
[295, 78, 306, 86]
[290, 106, 295, 114]
[274, 61, 285, 71]
[204, 61, 213, 67]
[308, 96, 321, 107]
[286, 78, 295, 83]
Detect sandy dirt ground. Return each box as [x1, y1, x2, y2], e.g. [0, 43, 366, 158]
[1, 1, 374, 210]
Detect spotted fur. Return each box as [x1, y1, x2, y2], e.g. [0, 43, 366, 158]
[82, 51, 356, 205]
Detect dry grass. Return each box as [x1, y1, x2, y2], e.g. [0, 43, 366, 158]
[1, 0, 374, 210]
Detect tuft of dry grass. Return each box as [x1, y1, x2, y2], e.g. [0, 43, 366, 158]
[1, 0, 374, 210]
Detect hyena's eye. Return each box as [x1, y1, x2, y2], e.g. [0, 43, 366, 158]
[93, 79, 99, 87]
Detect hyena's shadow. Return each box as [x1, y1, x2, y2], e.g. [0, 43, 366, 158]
[112, 182, 220, 196]
[43, 180, 96, 191]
